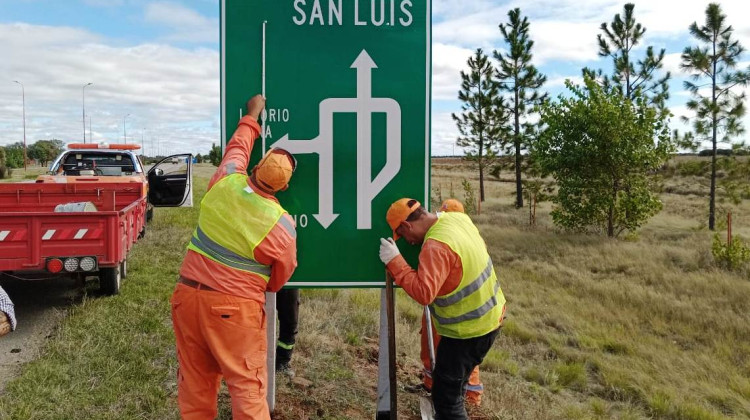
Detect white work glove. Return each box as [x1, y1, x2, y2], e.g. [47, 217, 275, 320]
[379, 237, 401, 265]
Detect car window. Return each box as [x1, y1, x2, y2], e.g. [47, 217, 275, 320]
[58, 152, 137, 176]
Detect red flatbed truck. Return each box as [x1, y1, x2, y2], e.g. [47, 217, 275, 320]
[0, 150, 193, 295]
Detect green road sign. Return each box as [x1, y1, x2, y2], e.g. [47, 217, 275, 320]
[221, 0, 431, 287]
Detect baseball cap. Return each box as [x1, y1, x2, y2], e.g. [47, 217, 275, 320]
[440, 198, 465, 213]
[386, 198, 421, 240]
[255, 148, 296, 192]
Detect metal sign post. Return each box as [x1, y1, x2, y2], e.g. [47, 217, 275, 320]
[376, 273, 398, 419]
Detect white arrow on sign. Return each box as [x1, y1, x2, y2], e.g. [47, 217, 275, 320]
[272, 50, 401, 230]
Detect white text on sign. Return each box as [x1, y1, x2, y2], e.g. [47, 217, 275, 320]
[292, 0, 413, 27]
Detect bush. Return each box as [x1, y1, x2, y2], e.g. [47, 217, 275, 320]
[462, 179, 477, 215]
[0, 166, 11, 179]
[676, 160, 711, 177]
[712, 234, 750, 270]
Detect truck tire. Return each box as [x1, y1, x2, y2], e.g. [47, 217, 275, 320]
[146, 206, 154, 223]
[120, 259, 128, 279]
[100, 266, 122, 296]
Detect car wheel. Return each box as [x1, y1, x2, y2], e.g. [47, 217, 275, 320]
[100, 266, 122, 296]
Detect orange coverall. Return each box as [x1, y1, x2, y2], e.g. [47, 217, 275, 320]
[387, 240, 504, 406]
[172, 116, 297, 420]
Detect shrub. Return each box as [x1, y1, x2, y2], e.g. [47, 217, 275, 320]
[712, 234, 750, 270]
[462, 179, 477, 215]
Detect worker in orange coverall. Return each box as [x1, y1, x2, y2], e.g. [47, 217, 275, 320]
[415, 198, 485, 406]
[379, 198, 505, 420]
[171, 94, 298, 420]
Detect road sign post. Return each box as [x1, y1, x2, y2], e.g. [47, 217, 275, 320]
[222, 0, 431, 288]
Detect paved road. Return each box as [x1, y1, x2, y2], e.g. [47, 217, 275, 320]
[0, 275, 83, 391]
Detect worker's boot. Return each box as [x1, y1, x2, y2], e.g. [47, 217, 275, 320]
[276, 346, 295, 378]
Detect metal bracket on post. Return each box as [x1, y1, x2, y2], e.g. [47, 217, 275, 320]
[265, 291, 277, 413]
[376, 273, 397, 419]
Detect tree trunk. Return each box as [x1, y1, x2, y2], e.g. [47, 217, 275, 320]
[709, 132, 717, 230]
[709, 38, 718, 231]
[608, 180, 617, 237]
[479, 164, 485, 202]
[514, 88, 523, 208]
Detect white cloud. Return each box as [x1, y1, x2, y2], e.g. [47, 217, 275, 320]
[431, 112, 460, 156]
[546, 75, 584, 88]
[432, 43, 474, 101]
[144, 2, 218, 43]
[0, 22, 219, 155]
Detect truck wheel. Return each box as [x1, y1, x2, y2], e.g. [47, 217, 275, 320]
[146, 207, 154, 223]
[99, 266, 122, 296]
[121, 259, 128, 279]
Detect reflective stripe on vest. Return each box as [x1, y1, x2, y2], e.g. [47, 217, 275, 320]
[425, 212, 505, 339]
[433, 258, 494, 308]
[187, 174, 287, 280]
[430, 281, 500, 325]
[190, 225, 271, 276]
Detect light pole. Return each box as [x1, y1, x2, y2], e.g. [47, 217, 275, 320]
[123, 113, 131, 143]
[82, 82, 92, 143]
[12, 80, 27, 171]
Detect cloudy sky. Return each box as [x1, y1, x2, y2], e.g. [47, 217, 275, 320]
[1, 0, 749, 157]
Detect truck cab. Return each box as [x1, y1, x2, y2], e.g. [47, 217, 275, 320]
[40, 143, 194, 220]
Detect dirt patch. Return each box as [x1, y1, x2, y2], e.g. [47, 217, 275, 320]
[0, 275, 82, 392]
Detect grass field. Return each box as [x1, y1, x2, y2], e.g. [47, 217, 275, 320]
[0, 160, 749, 419]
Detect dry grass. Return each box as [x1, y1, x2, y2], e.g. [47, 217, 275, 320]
[1, 160, 749, 419]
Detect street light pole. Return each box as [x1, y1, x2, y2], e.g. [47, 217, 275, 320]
[12, 80, 27, 171]
[82, 82, 92, 143]
[123, 113, 131, 143]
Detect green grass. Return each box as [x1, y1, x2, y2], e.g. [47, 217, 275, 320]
[2, 160, 750, 419]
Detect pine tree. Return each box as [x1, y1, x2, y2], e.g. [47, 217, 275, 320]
[681, 3, 750, 230]
[494, 8, 546, 208]
[588, 3, 670, 110]
[452, 48, 507, 202]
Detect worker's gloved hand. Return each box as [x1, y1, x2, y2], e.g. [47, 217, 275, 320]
[379, 237, 400, 265]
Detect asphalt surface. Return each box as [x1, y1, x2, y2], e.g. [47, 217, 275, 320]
[0, 274, 83, 392]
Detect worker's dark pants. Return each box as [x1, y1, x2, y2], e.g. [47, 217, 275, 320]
[432, 328, 499, 420]
[275, 288, 300, 367]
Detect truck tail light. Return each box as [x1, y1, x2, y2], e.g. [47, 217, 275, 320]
[63, 257, 79, 272]
[46, 258, 63, 273]
[79, 257, 97, 271]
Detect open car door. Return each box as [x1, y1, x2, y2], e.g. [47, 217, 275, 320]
[148, 154, 193, 207]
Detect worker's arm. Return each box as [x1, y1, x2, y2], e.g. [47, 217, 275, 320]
[255, 214, 298, 292]
[385, 240, 458, 306]
[208, 95, 265, 190]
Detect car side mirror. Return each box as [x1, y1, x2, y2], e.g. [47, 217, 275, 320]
[154, 168, 164, 177]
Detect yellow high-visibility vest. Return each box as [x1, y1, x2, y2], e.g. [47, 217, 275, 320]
[186, 174, 295, 281]
[425, 212, 505, 339]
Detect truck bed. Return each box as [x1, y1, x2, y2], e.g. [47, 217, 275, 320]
[0, 182, 146, 272]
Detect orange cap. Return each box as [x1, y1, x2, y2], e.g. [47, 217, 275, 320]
[254, 148, 295, 192]
[440, 198, 465, 213]
[386, 198, 421, 240]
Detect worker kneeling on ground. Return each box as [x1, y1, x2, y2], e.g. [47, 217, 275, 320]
[379, 198, 505, 420]
[414, 198, 484, 406]
[171, 94, 298, 420]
